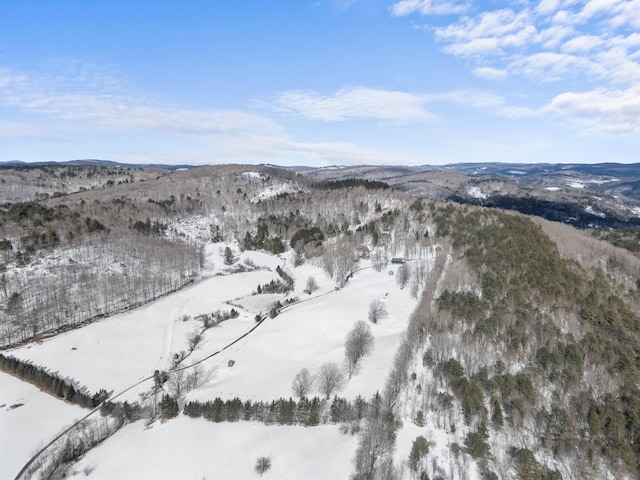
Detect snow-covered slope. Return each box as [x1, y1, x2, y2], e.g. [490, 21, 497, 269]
[0, 371, 85, 478]
[69, 418, 358, 480]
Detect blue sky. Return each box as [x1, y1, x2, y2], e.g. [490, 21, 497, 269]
[0, 0, 639, 166]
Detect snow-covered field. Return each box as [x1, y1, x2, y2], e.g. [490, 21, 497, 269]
[0, 371, 85, 478]
[4, 244, 430, 479]
[188, 263, 418, 402]
[8, 266, 280, 397]
[69, 418, 359, 480]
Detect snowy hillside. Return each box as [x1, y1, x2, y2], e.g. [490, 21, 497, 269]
[69, 419, 359, 480]
[0, 371, 85, 477]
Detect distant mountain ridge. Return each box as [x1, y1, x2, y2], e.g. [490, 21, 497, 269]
[298, 161, 640, 229]
[5, 159, 640, 228]
[0, 159, 197, 171]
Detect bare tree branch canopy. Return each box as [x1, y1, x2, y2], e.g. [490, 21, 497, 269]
[345, 321, 374, 378]
[368, 299, 388, 324]
[317, 362, 345, 399]
[291, 367, 315, 399]
[304, 276, 319, 295]
[396, 262, 410, 289]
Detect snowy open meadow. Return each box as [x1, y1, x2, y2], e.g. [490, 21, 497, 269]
[3, 242, 433, 479]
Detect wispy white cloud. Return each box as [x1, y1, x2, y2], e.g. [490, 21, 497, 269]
[391, 0, 470, 16]
[271, 85, 542, 123]
[207, 131, 428, 166]
[543, 86, 640, 133]
[0, 120, 64, 140]
[0, 67, 278, 136]
[473, 66, 508, 79]
[561, 34, 605, 52]
[425, 90, 539, 118]
[0, 65, 443, 165]
[536, 0, 561, 16]
[610, 0, 640, 28]
[435, 9, 538, 57]
[510, 52, 594, 81]
[271, 86, 438, 123]
[392, 0, 640, 134]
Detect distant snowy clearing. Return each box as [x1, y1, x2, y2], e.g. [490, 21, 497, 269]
[70, 418, 359, 480]
[467, 187, 487, 199]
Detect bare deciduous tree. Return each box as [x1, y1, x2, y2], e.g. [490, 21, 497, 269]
[185, 364, 209, 392]
[353, 412, 397, 479]
[291, 368, 315, 399]
[396, 263, 410, 289]
[345, 321, 374, 378]
[188, 328, 202, 351]
[304, 276, 319, 295]
[372, 249, 387, 272]
[368, 299, 388, 324]
[317, 362, 345, 399]
[323, 238, 357, 287]
[167, 369, 186, 399]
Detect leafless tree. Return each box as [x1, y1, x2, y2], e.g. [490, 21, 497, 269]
[185, 364, 209, 392]
[396, 262, 410, 289]
[345, 321, 375, 378]
[167, 369, 186, 399]
[291, 368, 315, 398]
[353, 412, 397, 479]
[372, 249, 387, 272]
[368, 299, 388, 324]
[304, 276, 319, 295]
[323, 238, 357, 287]
[317, 362, 345, 399]
[188, 328, 202, 352]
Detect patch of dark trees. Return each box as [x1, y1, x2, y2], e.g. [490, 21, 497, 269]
[449, 194, 640, 229]
[132, 218, 167, 236]
[0, 353, 109, 409]
[275, 265, 294, 289]
[290, 226, 324, 250]
[257, 279, 290, 295]
[243, 218, 286, 254]
[182, 395, 368, 426]
[312, 179, 390, 191]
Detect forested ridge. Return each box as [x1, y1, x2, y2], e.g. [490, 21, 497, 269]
[391, 206, 640, 479]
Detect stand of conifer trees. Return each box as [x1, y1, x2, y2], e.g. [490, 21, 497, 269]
[0, 353, 109, 409]
[183, 395, 368, 426]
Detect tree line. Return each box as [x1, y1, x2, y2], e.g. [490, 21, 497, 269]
[182, 395, 369, 427]
[0, 353, 109, 409]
